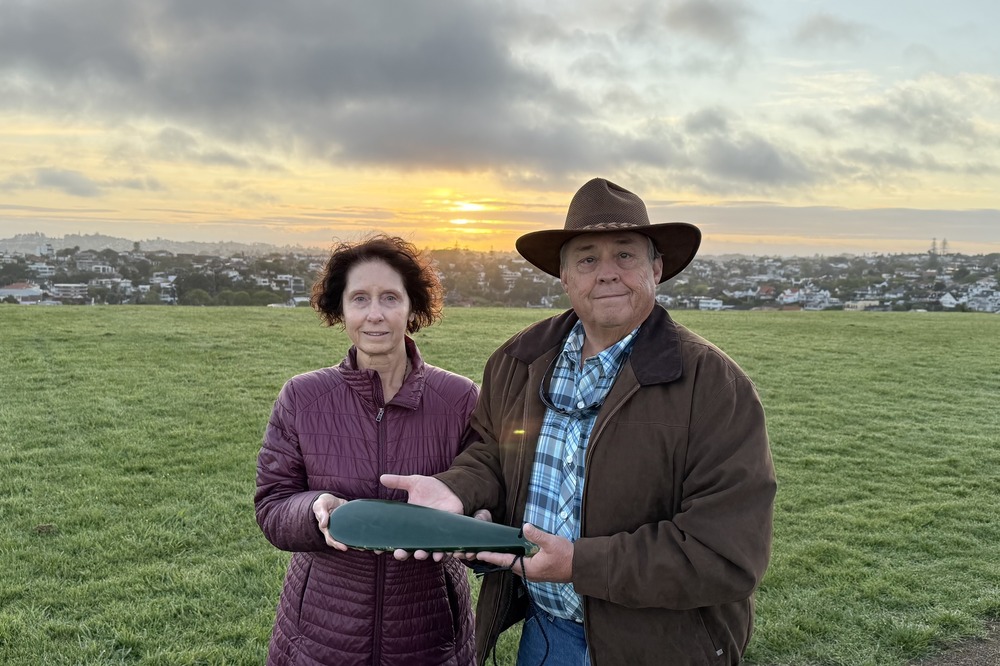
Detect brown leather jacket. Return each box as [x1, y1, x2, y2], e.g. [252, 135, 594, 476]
[436, 306, 776, 665]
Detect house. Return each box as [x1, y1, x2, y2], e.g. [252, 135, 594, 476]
[699, 298, 723, 311]
[28, 262, 56, 278]
[50, 283, 89, 301]
[844, 299, 881, 311]
[0, 281, 45, 303]
[938, 293, 958, 309]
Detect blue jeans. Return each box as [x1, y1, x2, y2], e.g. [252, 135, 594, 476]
[517, 604, 590, 666]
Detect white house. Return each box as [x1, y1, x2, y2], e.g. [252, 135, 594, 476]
[938, 292, 958, 309]
[699, 298, 723, 311]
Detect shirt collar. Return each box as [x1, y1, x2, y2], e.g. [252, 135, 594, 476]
[561, 320, 640, 374]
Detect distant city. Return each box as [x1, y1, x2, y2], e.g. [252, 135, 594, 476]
[1, 232, 998, 313]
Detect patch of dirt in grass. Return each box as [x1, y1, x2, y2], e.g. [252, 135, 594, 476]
[908, 622, 1000, 666]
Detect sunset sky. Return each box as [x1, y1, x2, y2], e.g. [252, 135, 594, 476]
[2, 0, 999, 256]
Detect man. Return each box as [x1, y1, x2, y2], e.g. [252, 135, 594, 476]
[383, 178, 776, 665]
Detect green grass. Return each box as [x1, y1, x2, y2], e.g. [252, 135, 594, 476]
[1, 306, 997, 665]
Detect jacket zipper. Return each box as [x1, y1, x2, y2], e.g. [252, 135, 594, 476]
[374, 400, 387, 664]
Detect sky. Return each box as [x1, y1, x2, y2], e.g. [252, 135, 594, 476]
[2, 0, 999, 256]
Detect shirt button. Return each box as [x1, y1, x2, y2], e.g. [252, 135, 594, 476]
[577, 400, 586, 409]
[560, 511, 569, 520]
[566, 455, 573, 464]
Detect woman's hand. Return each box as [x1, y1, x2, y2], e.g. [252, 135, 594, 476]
[312, 493, 349, 551]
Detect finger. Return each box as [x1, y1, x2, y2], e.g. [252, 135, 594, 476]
[379, 473, 408, 491]
[472, 509, 492, 522]
[522, 523, 548, 544]
[392, 548, 411, 561]
[475, 551, 517, 568]
[411, 549, 431, 561]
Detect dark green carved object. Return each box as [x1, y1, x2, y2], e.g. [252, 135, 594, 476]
[327, 499, 539, 555]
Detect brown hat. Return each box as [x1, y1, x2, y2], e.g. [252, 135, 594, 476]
[515, 178, 701, 283]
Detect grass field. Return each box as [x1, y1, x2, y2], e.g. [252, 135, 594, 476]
[1, 306, 998, 665]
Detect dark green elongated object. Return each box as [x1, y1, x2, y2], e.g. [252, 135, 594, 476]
[327, 499, 539, 555]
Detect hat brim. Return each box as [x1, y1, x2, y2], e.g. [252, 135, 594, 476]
[515, 223, 701, 284]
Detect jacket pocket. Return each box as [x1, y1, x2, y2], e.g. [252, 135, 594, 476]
[444, 566, 463, 640]
[294, 558, 313, 629]
[696, 607, 726, 664]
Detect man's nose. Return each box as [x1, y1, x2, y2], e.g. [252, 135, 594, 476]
[595, 258, 620, 282]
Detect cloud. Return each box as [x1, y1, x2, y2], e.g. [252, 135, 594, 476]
[683, 107, 731, 134]
[664, 0, 756, 48]
[0, 168, 103, 197]
[793, 13, 867, 47]
[698, 134, 814, 187]
[0, 0, 614, 177]
[847, 83, 984, 147]
[838, 147, 998, 176]
[1, 0, 997, 209]
[0, 168, 165, 197]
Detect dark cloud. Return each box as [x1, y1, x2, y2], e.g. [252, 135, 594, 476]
[664, 0, 756, 48]
[699, 134, 814, 186]
[846, 86, 982, 147]
[683, 107, 731, 134]
[793, 13, 867, 47]
[0, 168, 166, 197]
[0, 0, 615, 176]
[44, 170, 98, 197]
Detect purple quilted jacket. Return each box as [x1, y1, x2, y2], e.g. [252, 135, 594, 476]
[255, 338, 478, 666]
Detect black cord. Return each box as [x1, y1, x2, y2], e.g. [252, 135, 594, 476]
[478, 554, 550, 666]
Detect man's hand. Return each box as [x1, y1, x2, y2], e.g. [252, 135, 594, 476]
[380, 474, 465, 562]
[380, 474, 464, 513]
[475, 523, 574, 583]
[312, 493, 349, 551]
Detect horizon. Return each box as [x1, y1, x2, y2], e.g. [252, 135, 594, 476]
[2, 2, 1000, 256]
[5, 229, 997, 260]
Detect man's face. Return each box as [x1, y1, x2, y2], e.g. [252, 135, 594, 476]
[560, 232, 663, 340]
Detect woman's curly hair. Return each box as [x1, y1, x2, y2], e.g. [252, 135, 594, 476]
[310, 234, 443, 334]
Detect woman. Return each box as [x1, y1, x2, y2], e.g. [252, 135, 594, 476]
[255, 234, 477, 665]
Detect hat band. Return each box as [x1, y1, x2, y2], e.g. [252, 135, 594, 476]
[575, 221, 646, 231]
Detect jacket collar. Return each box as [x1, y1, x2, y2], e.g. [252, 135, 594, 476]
[505, 305, 683, 386]
[340, 336, 424, 410]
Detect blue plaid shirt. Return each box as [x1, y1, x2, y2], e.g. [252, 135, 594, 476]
[522, 321, 639, 622]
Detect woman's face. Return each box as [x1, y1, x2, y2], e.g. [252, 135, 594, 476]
[342, 259, 412, 365]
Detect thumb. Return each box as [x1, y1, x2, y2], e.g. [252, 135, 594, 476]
[521, 523, 549, 545]
[380, 473, 410, 491]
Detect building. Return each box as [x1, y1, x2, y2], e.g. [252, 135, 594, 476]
[50, 283, 89, 301]
[0, 281, 45, 303]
